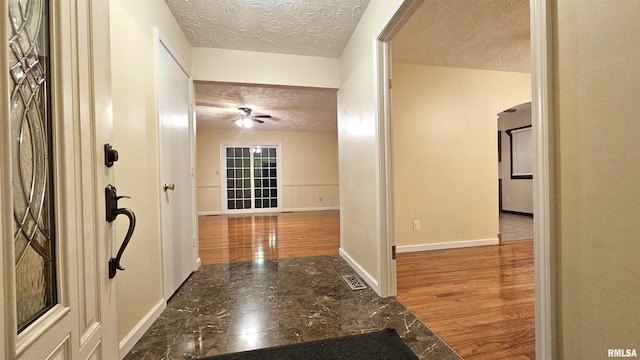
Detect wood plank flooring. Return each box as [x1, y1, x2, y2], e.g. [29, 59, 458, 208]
[397, 240, 535, 360]
[198, 211, 535, 359]
[198, 210, 340, 264]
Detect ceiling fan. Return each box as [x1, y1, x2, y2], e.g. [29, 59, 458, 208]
[234, 107, 272, 128]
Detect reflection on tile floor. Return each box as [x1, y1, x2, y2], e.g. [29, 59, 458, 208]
[124, 255, 461, 360]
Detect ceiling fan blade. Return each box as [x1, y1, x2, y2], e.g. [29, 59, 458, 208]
[253, 119, 265, 124]
[254, 114, 272, 119]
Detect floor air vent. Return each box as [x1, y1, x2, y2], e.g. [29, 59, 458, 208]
[342, 275, 367, 290]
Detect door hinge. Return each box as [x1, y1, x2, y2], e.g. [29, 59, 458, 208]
[392, 245, 396, 260]
[192, 236, 196, 247]
[388, 78, 392, 89]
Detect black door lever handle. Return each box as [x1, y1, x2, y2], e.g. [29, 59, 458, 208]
[105, 185, 137, 278]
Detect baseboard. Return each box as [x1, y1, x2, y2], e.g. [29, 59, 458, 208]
[197, 210, 221, 216]
[501, 210, 534, 217]
[119, 299, 166, 359]
[195, 257, 201, 271]
[396, 238, 500, 253]
[338, 248, 379, 294]
[283, 206, 339, 212]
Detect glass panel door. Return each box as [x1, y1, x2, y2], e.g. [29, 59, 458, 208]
[8, 0, 57, 332]
[223, 145, 280, 213]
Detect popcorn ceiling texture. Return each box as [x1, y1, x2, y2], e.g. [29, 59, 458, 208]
[393, 0, 531, 73]
[195, 82, 337, 132]
[164, 0, 370, 58]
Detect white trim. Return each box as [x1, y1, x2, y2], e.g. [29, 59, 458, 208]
[195, 257, 202, 272]
[339, 248, 379, 293]
[396, 238, 500, 253]
[531, 0, 556, 358]
[373, 0, 426, 299]
[197, 211, 221, 216]
[118, 299, 166, 360]
[282, 206, 340, 212]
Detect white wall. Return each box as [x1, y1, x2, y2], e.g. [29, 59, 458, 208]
[392, 64, 531, 249]
[499, 105, 533, 214]
[197, 130, 340, 213]
[336, 1, 402, 294]
[192, 47, 340, 88]
[109, 0, 191, 354]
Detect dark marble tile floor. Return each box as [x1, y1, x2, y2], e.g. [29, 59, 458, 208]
[124, 255, 461, 360]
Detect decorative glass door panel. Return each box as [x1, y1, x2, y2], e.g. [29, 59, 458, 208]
[223, 145, 280, 213]
[9, 0, 57, 332]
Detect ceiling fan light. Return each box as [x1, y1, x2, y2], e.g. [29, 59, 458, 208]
[235, 119, 242, 127]
[243, 118, 253, 128]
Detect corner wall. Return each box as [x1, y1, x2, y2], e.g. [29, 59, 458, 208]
[337, 1, 402, 293]
[392, 64, 531, 249]
[553, 1, 640, 357]
[196, 130, 340, 213]
[109, 0, 192, 355]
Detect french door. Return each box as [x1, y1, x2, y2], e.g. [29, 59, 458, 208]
[2, 0, 118, 359]
[221, 144, 282, 214]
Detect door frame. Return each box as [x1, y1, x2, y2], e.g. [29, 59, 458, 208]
[155, 29, 199, 301]
[219, 142, 284, 215]
[374, 0, 555, 359]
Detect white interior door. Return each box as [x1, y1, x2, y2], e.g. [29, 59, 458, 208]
[2, 0, 118, 359]
[157, 34, 197, 300]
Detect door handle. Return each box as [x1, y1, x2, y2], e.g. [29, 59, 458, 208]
[105, 184, 137, 279]
[163, 183, 175, 191]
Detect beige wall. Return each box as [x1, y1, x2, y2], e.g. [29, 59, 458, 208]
[499, 106, 533, 214]
[197, 130, 339, 212]
[109, 0, 191, 346]
[554, 1, 640, 357]
[192, 47, 340, 88]
[392, 64, 531, 247]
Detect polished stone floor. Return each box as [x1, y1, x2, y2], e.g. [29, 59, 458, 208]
[124, 255, 461, 359]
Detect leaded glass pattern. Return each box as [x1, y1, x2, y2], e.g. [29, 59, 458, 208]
[8, 0, 57, 331]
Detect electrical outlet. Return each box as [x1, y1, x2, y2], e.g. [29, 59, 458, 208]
[506, 197, 510, 203]
[413, 220, 420, 231]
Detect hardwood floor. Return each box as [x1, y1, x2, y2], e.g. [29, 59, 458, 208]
[198, 210, 340, 265]
[198, 211, 535, 359]
[397, 240, 535, 360]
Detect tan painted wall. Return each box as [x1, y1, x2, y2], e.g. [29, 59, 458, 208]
[196, 130, 339, 212]
[392, 64, 531, 247]
[499, 106, 533, 214]
[192, 47, 340, 89]
[553, 1, 640, 357]
[109, 0, 192, 343]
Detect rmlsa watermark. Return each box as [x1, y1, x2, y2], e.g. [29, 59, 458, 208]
[608, 349, 638, 358]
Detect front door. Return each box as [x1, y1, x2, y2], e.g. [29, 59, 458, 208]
[2, 0, 118, 359]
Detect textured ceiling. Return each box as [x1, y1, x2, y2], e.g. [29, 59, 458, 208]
[393, 0, 530, 73]
[164, 0, 370, 58]
[174, 0, 531, 132]
[195, 82, 337, 132]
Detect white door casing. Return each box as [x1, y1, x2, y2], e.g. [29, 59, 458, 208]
[2, 0, 118, 359]
[157, 31, 198, 301]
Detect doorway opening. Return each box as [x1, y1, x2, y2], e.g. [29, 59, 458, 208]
[375, 0, 553, 359]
